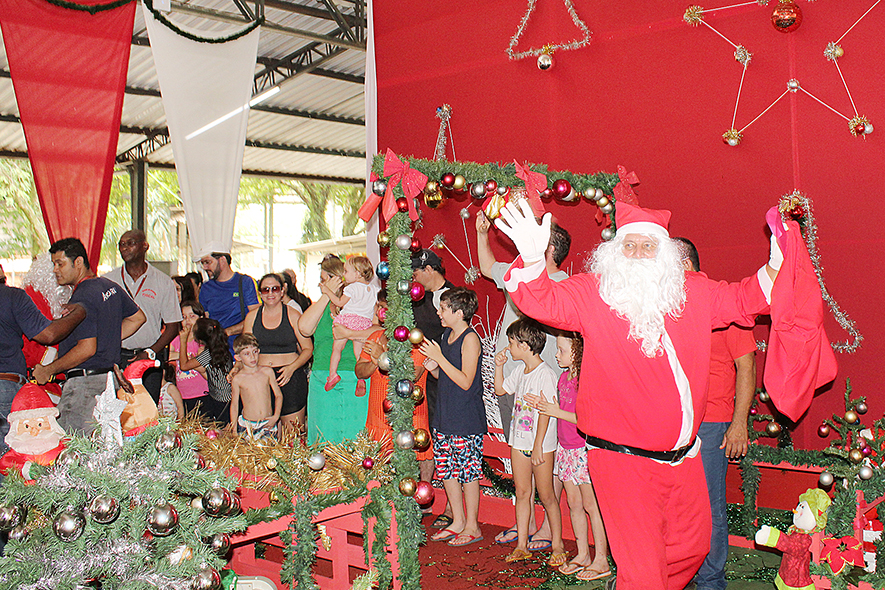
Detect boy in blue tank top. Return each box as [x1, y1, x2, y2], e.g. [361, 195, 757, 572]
[419, 287, 487, 547]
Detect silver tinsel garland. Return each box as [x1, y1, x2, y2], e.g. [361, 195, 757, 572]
[506, 0, 592, 61]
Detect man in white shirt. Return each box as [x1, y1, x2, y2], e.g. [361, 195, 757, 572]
[105, 229, 182, 402]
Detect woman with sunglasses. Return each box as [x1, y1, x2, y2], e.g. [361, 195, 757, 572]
[243, 273, 313, 432]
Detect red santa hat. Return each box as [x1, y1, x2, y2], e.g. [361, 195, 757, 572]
[615, 201, 671, 240]
[9, 384, 59, 423]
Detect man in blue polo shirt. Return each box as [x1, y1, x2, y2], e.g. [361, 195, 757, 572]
[33, 238, 146, 435]
[197, 242, 260, 353]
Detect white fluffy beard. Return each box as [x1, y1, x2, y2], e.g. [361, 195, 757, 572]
[589, 236, 687, 357]
[5, 417, 65, 455]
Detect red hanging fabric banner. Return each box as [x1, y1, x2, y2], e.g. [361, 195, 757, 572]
[0, 0, 136, 267]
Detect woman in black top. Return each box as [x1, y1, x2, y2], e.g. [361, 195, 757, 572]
[244, 273, 313, 432]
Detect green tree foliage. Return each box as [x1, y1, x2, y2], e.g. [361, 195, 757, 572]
[0, 160, 48, 259]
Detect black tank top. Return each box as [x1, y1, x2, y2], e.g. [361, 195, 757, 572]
[252, 305, 299, 354]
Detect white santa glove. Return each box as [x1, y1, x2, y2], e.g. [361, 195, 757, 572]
[755, 525, 773, 545]
[495, 199, 551, 265]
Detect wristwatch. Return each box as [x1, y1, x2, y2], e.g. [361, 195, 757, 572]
[144, 348, 156, 361]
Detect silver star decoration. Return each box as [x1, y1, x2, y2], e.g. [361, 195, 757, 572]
[93, 372, 128, 447]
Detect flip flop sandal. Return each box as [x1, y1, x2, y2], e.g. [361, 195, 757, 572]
[495, 527, 519, 544]
[430, 514, 453, 529]
[558, 561, 586, 575]
[430, 528, 458, 542]
[576, 567, 613, 582]
[547, 551, 569, 568]
[448, 533, 484, 547]
[526, 536, 552, 551]
[504, 548, 532, 563]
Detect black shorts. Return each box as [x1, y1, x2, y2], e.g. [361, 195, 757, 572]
[275, 365, 308, 415]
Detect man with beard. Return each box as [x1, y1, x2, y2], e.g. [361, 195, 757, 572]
[0, 384, 67, 479]
[494, 199, 827, 590]
[197, 242, 260, 354]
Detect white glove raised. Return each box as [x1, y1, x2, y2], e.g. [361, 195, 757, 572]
[754, 525, 773, 545]
[495, 199, 551, 265]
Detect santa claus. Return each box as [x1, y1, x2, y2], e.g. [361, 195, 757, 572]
[0, 384, 66, 480]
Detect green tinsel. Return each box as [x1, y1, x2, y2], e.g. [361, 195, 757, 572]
[143, 0, 264, 44]
[43, 0, 132, 14]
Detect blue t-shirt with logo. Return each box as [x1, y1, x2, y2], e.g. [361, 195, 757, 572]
[59, 276, 141, 371]
[0, 284, 52, 375]
[198, 272, 259, 352]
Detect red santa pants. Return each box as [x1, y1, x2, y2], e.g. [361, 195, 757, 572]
[587, 448, 711, 590]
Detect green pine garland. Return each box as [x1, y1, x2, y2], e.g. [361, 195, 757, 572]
[143, 0, 264, 44]
[43, 0, 132, 15]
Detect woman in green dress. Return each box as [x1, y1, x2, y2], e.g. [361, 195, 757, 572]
[298, 255, 370, 444]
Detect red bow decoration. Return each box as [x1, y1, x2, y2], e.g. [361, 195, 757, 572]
[513, 160, 547, 217]
[613, 165, 640, 205]
[358, 149, 425, 225]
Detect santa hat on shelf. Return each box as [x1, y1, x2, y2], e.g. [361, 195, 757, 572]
[615, 201, 671, 240]
[8, 384, 59, 423]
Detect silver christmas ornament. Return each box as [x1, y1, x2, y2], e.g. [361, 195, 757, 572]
[396, 379, 414, 398]
[191, 566, 222, 590]
[202, 488, 232, 517]
[7, 524, 27, 542]
[377, 352, 391, 372]
[601, 227, 616, 241]
[397, 279, 411, 295]
[223, 493, 241, 516]
[54, 448, 80, 469]
[819, 471, 834, 487]
[206, 533, 232, 556]
[470, 182, 487, 199]
[864, 123, 874, 135]
[155, 430, 182, 453]
[600, 203, 614, 215]
[372, 179, 387, 196]
[459, 207, 471, 220]
[496, 185, 509, 196]
[147, 501, 179, 537]
[594, 188, 605, 200]
[307, 452, 326, 471]
[395, 234, 412, 250]
[0, 504, 26, 531]
[759, 391, 770, 403]
[856, 402, 868, 415]
[537, 52, 553, 70]
[859, 465, 874, 480]
[89, 494, 120, 524]
[395, 430, 416, 450]
[53, 509, 85, 542]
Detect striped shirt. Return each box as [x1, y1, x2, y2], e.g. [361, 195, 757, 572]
[195, 349, 233, 402]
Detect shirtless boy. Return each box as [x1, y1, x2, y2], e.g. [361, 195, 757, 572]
[231, 334, 283, 441]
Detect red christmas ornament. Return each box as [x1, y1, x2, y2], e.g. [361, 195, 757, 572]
[749, 407, 757, 416]
[818, 423, 831, 437]
[854, 122, 867, 135]
[362, 457, 375, 470]
[206, 429, 219, 440]
[394, 326, 410, 342]
[382, 398, 393, 413]
[771, 1, 802, 33]
[485, 179, 498, 193]
[413, 480, 434, 506]
[410, 237, 422, 253]
[377, 307, 387, 324]
[409, 281, 425, 302]
[396, 197, 410, 212]
[541, 187, 554, 200]
[440, 173, 455, 189]
[552, 179, 572, 200]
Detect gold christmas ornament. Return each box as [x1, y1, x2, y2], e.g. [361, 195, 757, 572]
[452, 174, 467, 191]
[410, 384, 425, 404]
[845, 410, 859, 424]
[722, 128, 742, 147]
[408, 328, 425, 345]
[413, 428, 431, 451]
[377, 231, 391, 248]
[849, 448, 864, 464]
[765, 422, 782, 436]
[398, 477, 417, 497]
[684, 5, 704, 26]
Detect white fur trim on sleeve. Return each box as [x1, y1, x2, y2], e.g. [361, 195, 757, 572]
[503, 259, 546, 293]
[756, 266, 773, 304]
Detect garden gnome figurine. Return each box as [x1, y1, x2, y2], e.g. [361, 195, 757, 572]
[755, 487, 832, 590]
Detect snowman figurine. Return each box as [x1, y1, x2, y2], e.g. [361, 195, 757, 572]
[755, 487, 831, 590]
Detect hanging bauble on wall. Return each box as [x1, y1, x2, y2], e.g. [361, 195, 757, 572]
[771, 0, 802, 33]
[537, 51, 553, 70]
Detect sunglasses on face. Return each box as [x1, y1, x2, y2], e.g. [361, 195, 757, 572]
[260, 285, 282, 294]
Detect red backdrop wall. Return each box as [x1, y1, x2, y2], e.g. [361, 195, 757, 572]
[374, 0, 884, 449]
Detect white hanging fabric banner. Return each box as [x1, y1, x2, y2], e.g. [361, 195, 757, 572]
[364, 0, 381, 272]
[142, 3, 260, 259]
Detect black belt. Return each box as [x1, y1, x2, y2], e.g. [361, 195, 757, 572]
[583, 434, 697, 464]
[65, 368, 114, 379]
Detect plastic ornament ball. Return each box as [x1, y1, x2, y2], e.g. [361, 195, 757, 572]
[408, 327, 425, 344]
[413, 428, 431, 450]
[362, 457, 375, 470]
[485, 179, 498, 193]
[470, 182, 487, 200]
[0, 504, 25, 531]
[856, 402, 868, 415]
[424, 180, 439, 195]
[758, 391, 770, 403]
[541, 187, 553, 200]
[90, 494, 121, 524]
[191, 566, 222, 590]
[601, 227, 616, 241]
[396, 379, 414, 398]
[414, 480, 434, 505]
[53, 509, 85, 542]
[848, 448, 865, 464]
[552, 179, 572, 200]
[377, 231, 391, 248]
[396, 279, 411, 295]
[596, 196, 610, 208]
[410, 384, 425, 403]
[377, 306, 387, 323]
[452, 174, 467, 191]
[396, 197, 410, 213]
[771, 0, 802, 33]
[148, 501, 180, 537]
[206, 533, 231, 556]
[307, 453, 326, 471]
[202, 488, 232, 517]
[223, 493, 241, 516]
[864, 123, 874, 135]
[537, 52, 553, 70]
[376, 261, 390, 281]
[155, 430, 182, 453]
[425, 189, 445, 209]
[55, 448, 80, 468]
[460, 208, 471, 220]
[862, 446, 873, 457]
[818, 423, 831, 437]
[378, 352, 390, 372]
[382, 398, 394, 413]
[396, 430, 416, 450]
[749, 407, 757, 416]
[399, 477, 417, 496]
[440, 173, 455, 189]
[410, 282, 426, 302]
[854, 122, 866, 135]
[372, 180, 387, 196]
[394, 326, 410, 342]
[410, 237, 422, 253]
[206, 429, 218, 440]
[395, 234, 412, 250]
[600, 203, 614, 215]
[765, 422, 782, 436]
[7, 525, 27, 542]
[819, 471, 834, 487]
[845, 410, 859, 424]
[859, 466, 874, 480]
[497, 184, 509, 196]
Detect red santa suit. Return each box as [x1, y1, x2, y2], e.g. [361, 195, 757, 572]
[0, 384, 66, 480]
[499, 202, 827, 590]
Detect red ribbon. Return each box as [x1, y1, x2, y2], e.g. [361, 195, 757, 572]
[358, 149, 425, 224]
[513, 160, 547, 217]
[613, 165, 640, 205]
